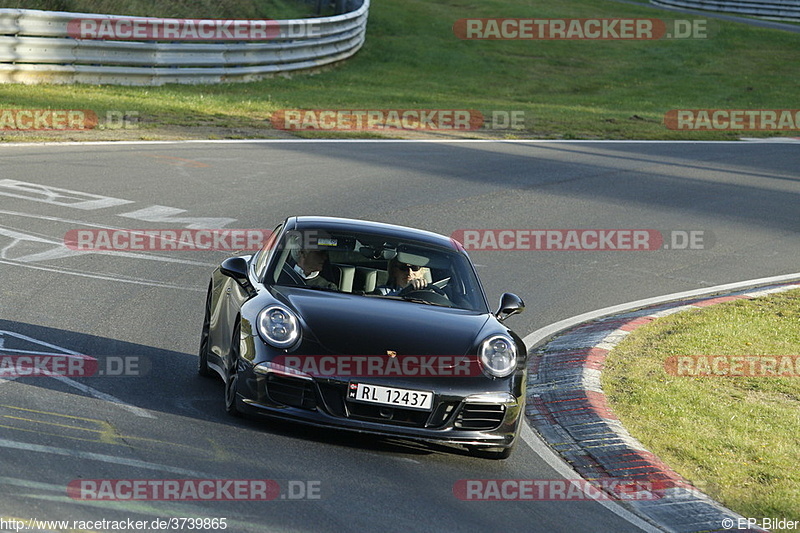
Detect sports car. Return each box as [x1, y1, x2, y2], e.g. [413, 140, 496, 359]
[199, 216, 526, 459]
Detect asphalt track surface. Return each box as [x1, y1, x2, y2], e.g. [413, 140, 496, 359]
[0, 140, 798, 532]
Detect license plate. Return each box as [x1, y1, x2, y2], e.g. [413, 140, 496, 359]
[348, 382, 433, 411]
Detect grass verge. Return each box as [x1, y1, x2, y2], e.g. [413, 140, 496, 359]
[0, 0, 798, 141]
[602, 288, 800, 532]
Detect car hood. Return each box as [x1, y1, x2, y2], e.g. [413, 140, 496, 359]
[274, 288, 491, 358]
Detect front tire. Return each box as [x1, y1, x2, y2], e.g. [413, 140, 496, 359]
[225, 321, 243, 417]
[198, 283, 214, 378]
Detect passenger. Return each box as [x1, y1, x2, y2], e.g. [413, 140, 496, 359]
[279, 237, 338, 290]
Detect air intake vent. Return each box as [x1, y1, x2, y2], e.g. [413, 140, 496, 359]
[454, 403, 505, 430]
[266, 374, 317, 410]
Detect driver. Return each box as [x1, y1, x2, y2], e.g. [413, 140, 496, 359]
[374, 258, 428, 296]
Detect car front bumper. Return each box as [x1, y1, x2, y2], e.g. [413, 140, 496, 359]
[235, 361, 525, 449]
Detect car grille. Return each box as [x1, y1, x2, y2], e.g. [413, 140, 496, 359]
[343, 399, 459, 428]
[346, 402, 430, 426]
[454, 403, 505, 431]
[266, 374, 317, 410]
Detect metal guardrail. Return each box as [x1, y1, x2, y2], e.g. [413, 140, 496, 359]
[0, 0, 369, 85]
[651, 0, 800, 21]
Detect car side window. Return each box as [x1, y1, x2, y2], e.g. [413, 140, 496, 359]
[255, 224, 282, 280]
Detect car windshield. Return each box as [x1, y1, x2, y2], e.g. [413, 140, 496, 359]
[264, 228, 488, 312]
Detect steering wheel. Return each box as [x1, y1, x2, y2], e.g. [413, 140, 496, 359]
[399, 283, 446, 297]
[397, 283, 453, 307]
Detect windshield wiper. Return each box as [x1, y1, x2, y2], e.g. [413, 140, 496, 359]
[276, 284, 340, 293]
[300, 285, 340, 293]
[400, 297, 453, 307]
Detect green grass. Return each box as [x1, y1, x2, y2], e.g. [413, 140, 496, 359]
[0, 0, 798, 140]
[602, 289, 800, 532]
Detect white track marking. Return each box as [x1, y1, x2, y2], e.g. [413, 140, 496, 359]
[0, 330, 82, 356]
[118, 205, 237, 229]
[0, 258, 205, 291]
[0, 139, 783, 147]
[49, 375, 155, 419]
[0, 439, 203, 475]
[0, 224, 215, 266]
[0, 180, 239, 238]
[0, 330, 155, 418]
[0, 210, 218, 265]
[0, 179, 133, 210]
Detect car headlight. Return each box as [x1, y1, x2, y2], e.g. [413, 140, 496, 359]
[257, 305, 300, 349]
[478, 335, 517, 378]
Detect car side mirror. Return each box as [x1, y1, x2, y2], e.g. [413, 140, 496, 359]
[496, 292, 525, 321]
[220, 256, 257, 295]
[220, 256, 250, 282]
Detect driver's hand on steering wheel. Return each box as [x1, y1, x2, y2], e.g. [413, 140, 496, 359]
[406, 278, 427, 290]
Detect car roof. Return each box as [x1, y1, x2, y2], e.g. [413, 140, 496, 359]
[287, 216, 462, 251]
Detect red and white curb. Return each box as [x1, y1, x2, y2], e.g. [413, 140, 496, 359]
[524, 277, 800, 533]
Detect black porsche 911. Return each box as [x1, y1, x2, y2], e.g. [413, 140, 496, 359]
[199, 216, 526, 459]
